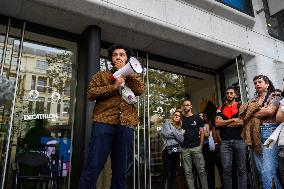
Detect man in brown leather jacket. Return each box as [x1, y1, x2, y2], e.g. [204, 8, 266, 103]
[78, 44, 144, 189]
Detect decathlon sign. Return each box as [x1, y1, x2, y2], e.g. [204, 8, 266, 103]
[23, 113, 58, 121]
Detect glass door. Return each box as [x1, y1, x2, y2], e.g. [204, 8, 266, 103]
[0, 18, 77, 189]
[98, 49, 221, 189]
[132, 55, 187, 189]
[219, 56, 249, 104]
[0, 18, 24, 188]
[218, 56, 261, 189]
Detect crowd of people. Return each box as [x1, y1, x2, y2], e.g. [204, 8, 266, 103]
[160, 76, 284, 189]
[78, 43, 284, 189]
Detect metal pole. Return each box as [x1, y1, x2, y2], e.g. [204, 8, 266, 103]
[235, 57, 244, 104]
[2, 21, 26, 189]
[137, 104, 140, 189]
[0, 19, 11, 76]
[240, 57, 250, 101]
[133, 51, 139, 189]
[143, 58, 147, 189]
[146, 53, 151, 189]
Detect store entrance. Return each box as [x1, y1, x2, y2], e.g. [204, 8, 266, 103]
[0, 18, 77, 189]
[133, 56, 221, 189]
[97, 51, 251, 189]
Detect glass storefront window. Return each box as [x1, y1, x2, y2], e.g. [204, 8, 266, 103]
[0, 18, 77, 189]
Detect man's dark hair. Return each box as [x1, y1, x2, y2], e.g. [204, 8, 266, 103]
[274, 89, 283, 98]
[274, 89, 282, 93]
[225, 86, 236, 93]
[108, 44, 133, 65]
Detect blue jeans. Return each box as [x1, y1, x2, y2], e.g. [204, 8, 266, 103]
[78, 122, 134, 189]
[253, 124, 282, 189]
[220, 139, 247, 189]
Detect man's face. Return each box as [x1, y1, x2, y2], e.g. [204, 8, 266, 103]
[225, 89, 236, 102]
[112, 49, 128, 70]
[183, 100, 192, 113]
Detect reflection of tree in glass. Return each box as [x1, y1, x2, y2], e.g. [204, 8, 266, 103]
[148, 69, 185, 118]
[46, 51, 72, 94]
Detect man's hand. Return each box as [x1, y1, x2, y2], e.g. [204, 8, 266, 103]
[114, 76, 125, 89]
[181, 129, 186, 135]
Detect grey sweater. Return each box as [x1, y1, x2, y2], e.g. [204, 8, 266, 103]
[161, 120, 184, 150]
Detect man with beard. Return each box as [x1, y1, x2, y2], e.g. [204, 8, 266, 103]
[181, 100, 208, 189]
[215, 86, 247, 189]
[78, 44, 144, 189]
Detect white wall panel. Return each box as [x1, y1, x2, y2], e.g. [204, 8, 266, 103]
[247, 31, 278, 59]
[276, 41, 284, 62]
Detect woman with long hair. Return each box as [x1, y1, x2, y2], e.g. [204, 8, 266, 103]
[160, 110, 185, 189]
[252, 75, 282, 189]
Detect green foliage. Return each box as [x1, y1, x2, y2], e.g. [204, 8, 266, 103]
[46, 51, 72, 93]
[148, 69, 185, 117]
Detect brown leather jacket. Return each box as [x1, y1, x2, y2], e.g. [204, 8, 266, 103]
[87, 71, 144, 126]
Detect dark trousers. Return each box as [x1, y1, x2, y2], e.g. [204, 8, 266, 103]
[220, 140, 247, 189]
[78, 122, 134, 189]
[203, 143, 216, 189]
[160, 149, 180, 189]
[278, 148, 284, 188]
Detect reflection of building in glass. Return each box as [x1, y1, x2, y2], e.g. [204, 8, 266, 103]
[0, 41, 72, 138]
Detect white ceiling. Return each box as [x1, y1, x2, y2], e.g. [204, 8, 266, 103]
[0, 0, 252, 72]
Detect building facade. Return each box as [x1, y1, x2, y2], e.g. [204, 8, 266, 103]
[0, 0, 284, 188]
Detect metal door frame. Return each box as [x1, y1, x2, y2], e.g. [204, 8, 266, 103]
[0, 19, 26, 189]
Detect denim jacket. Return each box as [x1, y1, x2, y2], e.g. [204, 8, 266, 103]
[161, 120, 184, 150]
